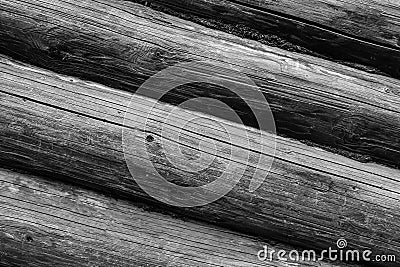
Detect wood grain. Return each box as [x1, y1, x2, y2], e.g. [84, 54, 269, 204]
[135, 0, 400, 78]
[0, 0, 400, 168]
[1, 168, 362, 267]
[0, 56, 399, 266]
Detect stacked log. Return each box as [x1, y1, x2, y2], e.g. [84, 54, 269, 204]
[134, 0, 400, 78]
[2, 168, 362, 267]
[0, 0, 399, 266]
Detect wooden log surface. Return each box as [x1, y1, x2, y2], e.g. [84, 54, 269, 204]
[1, 168, 362, 267]
[136, 0, 400, 78]
[1, 0, 400, 169]
[0, 56, 399, 266]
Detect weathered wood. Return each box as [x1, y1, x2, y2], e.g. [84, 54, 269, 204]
[135, 0, 400, 78]
[0, 57, 399, 266]
[1, 0, 400, 168]
[1, 168, 362, 267]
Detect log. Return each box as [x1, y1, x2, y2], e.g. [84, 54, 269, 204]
[1, 168, 361, 267]
[1, 0, 400, 168]
[0, 56, 399, 266]
[135, 0, 400, 78]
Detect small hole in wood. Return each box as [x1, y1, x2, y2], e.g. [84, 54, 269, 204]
[146, 135, 154, 142]
[25, 235, 33, 242]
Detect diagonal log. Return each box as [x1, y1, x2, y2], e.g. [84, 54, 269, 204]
[1, 168, 364, 267]
[132, 0, 400, 78]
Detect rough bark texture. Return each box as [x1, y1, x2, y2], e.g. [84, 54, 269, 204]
[0, 0, 400, 169]
[0, 57, 399, 266]
[133, 0, 400, 78]
[1, 168, 363, 267]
